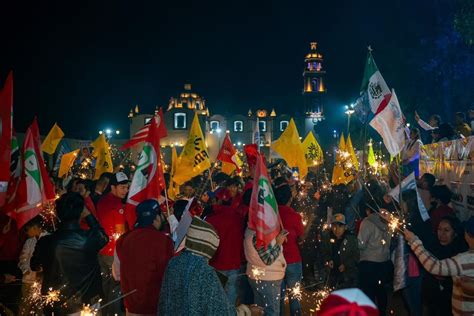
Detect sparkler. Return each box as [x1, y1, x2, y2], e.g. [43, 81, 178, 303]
[44, 288, 61, 306]
[250, 266, 265, 281]
[288, 282, 303, 301]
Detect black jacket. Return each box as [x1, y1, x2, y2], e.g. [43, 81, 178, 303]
[31, 214, 108, 313]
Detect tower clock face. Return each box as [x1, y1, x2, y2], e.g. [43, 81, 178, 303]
[257, 110, 267, 118]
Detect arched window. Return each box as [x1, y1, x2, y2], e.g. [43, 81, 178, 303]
[210, 120, 220, 132]
[234, 121, 244, 132]
[174, 113, 187, 129]
[280, 120, 289, 132]
[259, 120, 266, 132]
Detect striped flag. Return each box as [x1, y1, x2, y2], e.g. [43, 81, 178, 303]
[121, 108, 167, 150]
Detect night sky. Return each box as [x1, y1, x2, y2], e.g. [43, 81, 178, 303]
[0, 0, 456, 139]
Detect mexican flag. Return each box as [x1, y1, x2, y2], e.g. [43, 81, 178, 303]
[125, 115, 167, 226]
[12, 118, 55, 228]
[248, 153, 281, 248]
[360, 50, 391, 114]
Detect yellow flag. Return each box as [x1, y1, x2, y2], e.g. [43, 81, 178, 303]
[58, 149, 80, 178]
[368, 142, 376, 167]
[345, 134, 359, 171]
[173, 113, 211, 185]
[168, 146, 179, 200]
[332, 133, 346, 184]
[91, 134, 113, 180]
[221, 153, 243, 175]
[271, 118, 307, 178]
[302, 131, 324, 167]
[41, 123, 65, 155]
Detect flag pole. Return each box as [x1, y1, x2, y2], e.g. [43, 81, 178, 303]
[163, 183, 171, 218]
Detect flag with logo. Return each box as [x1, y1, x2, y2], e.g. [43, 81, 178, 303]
[248, 153, 281, 248]
[271, 118, 307, 178]
[11, 118, 55, 228]
[126, 116, 167, 223]
[332, 133, 347, 185]
[53, 140, 72, 172]
[173, 113, 211, 185]
[302, 131, 323, 167]
[91, 134, 113, 179]
[41, 123, 65, 155]
[369, 89, 406, 156]
[58, 149, 80, 178]
[0, 72, 13, 207]
[345, 134, 359, 171]
[217, 134, 242, 175]
[4, 133, 21, 214]
[121, 108, 167, 150]
[360, 50, 391, 114]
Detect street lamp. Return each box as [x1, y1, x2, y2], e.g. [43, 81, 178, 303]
[345, 104, 355, 134]
[99, 128, 120, 139]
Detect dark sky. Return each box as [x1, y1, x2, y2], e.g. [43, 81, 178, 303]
[0, 0, 436, 139]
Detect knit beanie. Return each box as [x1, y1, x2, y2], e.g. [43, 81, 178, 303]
[185, 217, 220, 260]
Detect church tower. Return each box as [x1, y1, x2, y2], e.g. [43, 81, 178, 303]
[303, 42, 326, 124]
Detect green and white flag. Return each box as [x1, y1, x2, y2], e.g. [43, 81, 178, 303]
[360, 50, 391, 114]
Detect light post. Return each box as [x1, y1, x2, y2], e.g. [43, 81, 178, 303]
[344, 104, 355, 135]
[99, 128, 120, 140]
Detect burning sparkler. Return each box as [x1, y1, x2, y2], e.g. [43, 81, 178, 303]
[44, 288, 61, 306]
[289, 282, 303, 301]
[250, 266, 265, 281]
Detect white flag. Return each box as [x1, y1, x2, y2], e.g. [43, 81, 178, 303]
[369, 89, 405, 156]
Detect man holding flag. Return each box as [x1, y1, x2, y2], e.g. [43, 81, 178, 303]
[244, 153, 287, 316]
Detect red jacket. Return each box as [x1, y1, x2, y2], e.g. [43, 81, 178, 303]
[279, 205, 305, 264]
[116, 226, 174, 314]
[96, 193, 134, 256]
[207, 205, 245, 271]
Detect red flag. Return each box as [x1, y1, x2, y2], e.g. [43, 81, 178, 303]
[125, 115, 167, 227]
[12, 118, 55, 228]
[244, 144, 259, 170]
[121, 108, 167, 150]
[0, 72, 13, 207]
[248, 154, 281, 248]
[216, 134, 241, 173]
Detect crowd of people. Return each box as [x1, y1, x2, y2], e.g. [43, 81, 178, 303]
[1, 162, 474, 316]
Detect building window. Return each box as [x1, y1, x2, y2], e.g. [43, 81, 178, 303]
[144, 117, 152, 125]
[280, 120, 289, 131]
[174, 113, 187, 129]
[259, 120, 266, 132]
[311, 78, 319, 92]
[210, 120, 220, 132]
[234, 121, 244, 132]
[181, 102, 187, 108]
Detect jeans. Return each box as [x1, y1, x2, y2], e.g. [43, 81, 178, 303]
[402, 271, 424, 316]
[239, 264, 254, 305]
[280, 263, 302, 316]
[219, 269, 240, 306]
[358, 260, 393, 316]
[249, 278, 282, 316]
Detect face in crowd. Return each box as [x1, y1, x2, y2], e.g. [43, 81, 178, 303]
[112, 183, 129, 199]
[183, 184, 194, 198]
[437, 219, 456, 246]
[332, 223, 347, 239]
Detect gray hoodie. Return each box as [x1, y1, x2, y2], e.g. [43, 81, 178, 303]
[358, 213, 391, 262]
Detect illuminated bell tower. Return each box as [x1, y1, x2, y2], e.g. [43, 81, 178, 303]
[303, 42, 326, 124]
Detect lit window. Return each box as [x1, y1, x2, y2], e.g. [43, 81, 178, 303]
[280, 120, 289, 131]
[210, 120, 220, 131]
[174, 113, 186, 129]
[144, 117, 152, 124]
[259, 120, 266, 132]
[234, 121, 244, 132]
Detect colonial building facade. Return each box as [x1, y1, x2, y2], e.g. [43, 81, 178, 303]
[128, 43, 327, 162]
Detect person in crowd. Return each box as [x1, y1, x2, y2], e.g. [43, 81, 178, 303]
[423, 216, 468, 316]
[404, 216, 474, 316]
[96, 171, 132, 315]
[429, 185, 454, 233]
[343, 180, 364, 233]
[244, 221, 287, 316]
[182, 181, 195, 199]
[66, 177, 82, 193]
[402, 127, 423, 178]
[397, 189, 436, 316]
[318, 288, 379, 316]
[77, 179, 98, 230]
[113, 199, 174, 315]
[18, 216, 49, 316]
[223, 176, 243, 208]
[30, 192, 108, 315]
[415, 111, 441, 132]
[275, 184, 305, 316]
[91, 172, 113, 206]
[358, 183, 392, 316]
[418, 173, 436, 191]
[455, 112, 472, 138]
[206, 193, 245, 305]
[159, 216, 262, 316]
[432, 123, 455, 143]
[321, 214, 359, 289]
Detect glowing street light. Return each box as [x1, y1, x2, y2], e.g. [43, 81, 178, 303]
[345, 104, 355, 134]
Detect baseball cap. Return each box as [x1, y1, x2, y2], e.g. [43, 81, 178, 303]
[110, 172, 129, 186]
[464, 216, 474, 235]
[135, 199, 162, 228]
[331, 213, 346, 225]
